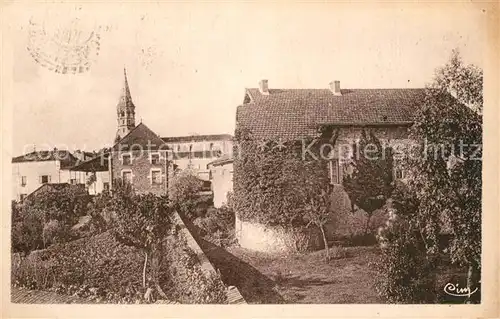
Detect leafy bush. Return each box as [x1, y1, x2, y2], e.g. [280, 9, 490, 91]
[12, 210, 44, 253]
[193, 205, 235, 247]
[42, 219, 72, 247]
[375, 182, 438, 303]
[169, 170, 205, 218]
[12, 186, 92, 253]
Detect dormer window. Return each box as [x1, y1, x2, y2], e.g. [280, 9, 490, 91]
[243, 93, 252, 104]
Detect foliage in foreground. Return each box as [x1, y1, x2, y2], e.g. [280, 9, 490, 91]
[406, 49, 482, 303]
[375, 182, 438, 303]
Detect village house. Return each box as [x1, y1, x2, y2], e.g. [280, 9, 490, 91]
[234, 79, 427, 252]
[11, 149, 88, 201]
[162, 134, 233, 181]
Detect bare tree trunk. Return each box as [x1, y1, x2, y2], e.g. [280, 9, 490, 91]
[142, 251, 148, 288]
[364, 213, 372, 237]
[320, 225, 329, 261]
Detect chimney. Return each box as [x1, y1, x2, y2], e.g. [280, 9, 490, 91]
[329, 80, 342, 96]
[259, 79, 269, 95]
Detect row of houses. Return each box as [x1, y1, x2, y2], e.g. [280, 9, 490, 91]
[13, 72, 429, 217]
[12, 69, 234, 206]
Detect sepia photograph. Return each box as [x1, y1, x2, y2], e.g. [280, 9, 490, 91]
[1, 1, 498, 318]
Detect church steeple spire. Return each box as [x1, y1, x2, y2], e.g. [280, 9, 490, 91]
[116, 67, 136, 141]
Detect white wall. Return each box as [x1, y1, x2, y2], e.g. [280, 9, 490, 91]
[11, 161, 83, 201]
[235, 215, 323, 253]
[209, 162, 233, 207]
[87, 171, 110, 195]
[166, 139, 233, 181]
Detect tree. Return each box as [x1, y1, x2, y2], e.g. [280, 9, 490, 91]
[110, 184, 173, 295]
[407, 49, 482, 303]
[168, 169, 204, 218]
[304, 188, 335, 261]
[343, 130, 394, 236]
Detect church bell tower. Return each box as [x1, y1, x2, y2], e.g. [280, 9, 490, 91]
[115, 68, 136, 142]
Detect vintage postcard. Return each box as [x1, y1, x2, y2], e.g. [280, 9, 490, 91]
[1, 1, 498, 318]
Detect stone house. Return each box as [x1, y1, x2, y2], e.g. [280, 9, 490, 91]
[234, 79, 427, 252]
[109, 122, 173, 196]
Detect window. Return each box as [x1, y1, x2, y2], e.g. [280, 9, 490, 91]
[150, 153, 160, 165]
[103, 182, 110, 191]
[122, 170, 133, 184]
[70, 178, 78, 185]
[329, 159, 342, 185]
[20, 176, 27, 187]
[40, 175, 50, 184]
[150, 169, 162, 185]
[121, 153, 132, 165]
[394, 167, 405, 180]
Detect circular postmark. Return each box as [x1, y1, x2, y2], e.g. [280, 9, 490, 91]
[27, 5, 101, 74]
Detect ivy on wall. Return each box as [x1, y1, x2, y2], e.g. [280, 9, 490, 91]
[233, 128, 332, 228]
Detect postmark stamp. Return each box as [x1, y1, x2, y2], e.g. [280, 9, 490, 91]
[27, 5, 101, 74]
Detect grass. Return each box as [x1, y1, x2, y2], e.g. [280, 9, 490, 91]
[226, 245, 382, 303]
[193, 231, 468, 304]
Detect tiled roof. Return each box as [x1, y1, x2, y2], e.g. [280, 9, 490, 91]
[113, 122, 169, 151]
[237, 88, 426, 141]
[12, 150, 79, 169]
[24, 183, 87, 202]
[70, 154, 109, 172]
[162, 134, 233, 143]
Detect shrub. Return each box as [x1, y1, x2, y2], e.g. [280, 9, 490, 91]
[169, 170, 205, 218]
[192, 205, 235, 247]
[42, 219, 72, 247]
[375, 182, 438, 303]
[12, 209, 44, 253]
[11, 231, 148, 303]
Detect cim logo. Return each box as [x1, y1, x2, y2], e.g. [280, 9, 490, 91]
[443, 282, 479, 297]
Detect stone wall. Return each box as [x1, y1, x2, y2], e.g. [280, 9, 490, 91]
[173, 211, 246, 304]
[235, 215, 323, 253]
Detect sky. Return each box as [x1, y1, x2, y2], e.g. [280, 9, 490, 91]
[10, 2, 487, 156]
